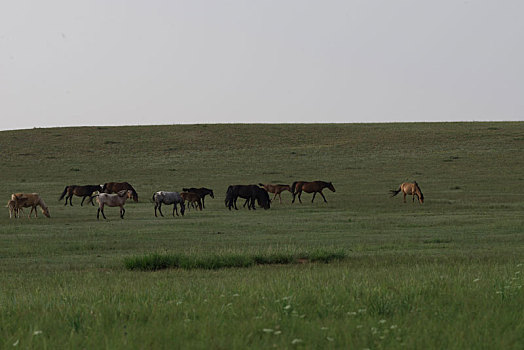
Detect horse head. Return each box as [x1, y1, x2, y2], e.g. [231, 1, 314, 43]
[327, 182, 336, 192]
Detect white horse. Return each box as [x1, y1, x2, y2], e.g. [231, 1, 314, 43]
[152, 191, 185, 217]
[96, 190, 132, 220]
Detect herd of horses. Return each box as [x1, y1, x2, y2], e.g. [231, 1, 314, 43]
[7, 180, 424, 220]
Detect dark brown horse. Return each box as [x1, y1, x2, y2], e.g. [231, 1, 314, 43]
[258, 183, 291, 204]
[182, 187, 214, 209]
[390, 181, 424, 204]
[291, 181, 336, 203]
[59, 185, 103, 206]
[102, 182, 139, 202]
[180, 192, 203, 211]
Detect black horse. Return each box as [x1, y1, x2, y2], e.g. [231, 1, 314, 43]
[182, 187, 214, 209]
[225, 185, 270, 210]
[59, 185, 103, 206]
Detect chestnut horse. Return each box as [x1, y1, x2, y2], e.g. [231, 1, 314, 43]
[258, 183, 291, 204]
[390, 181, 424, 204]
[102, 182, 138, 202]
[291, 181, 336, 203]
[59, 185, 103, 206]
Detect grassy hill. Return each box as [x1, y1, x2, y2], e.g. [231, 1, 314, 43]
[1, 123, 523, 349]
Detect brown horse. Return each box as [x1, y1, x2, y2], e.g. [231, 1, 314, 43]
[291, 181, 336, 203]
[180, 192, 203, 211]
[59, 185, 103, 206]
[6, 199, 24, 218]
[259, 183, 291, 204]
[102, 182, 138, 202]
[390, 181, 424, 204]
[11, 193, 50, 218]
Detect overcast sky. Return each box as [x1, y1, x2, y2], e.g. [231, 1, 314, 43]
[1, 1, 523, 130]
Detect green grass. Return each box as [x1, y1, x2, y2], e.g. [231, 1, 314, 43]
[124, 249, 346, 271]
[1, 122, 523, 349]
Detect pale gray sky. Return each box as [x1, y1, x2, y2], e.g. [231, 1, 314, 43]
[1, 1, 523, 130]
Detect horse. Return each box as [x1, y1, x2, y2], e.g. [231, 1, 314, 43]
[225, 185, 270, 210]
[152, 191, 185, 217]
[179, 192, 202, 211]
[6, 199, 24, 218]
[59, 185, 103, 206]
[95, 190, 132, 220]
[11, 193, 50, 218]
[102, 182, 138, 202]
[259, 183, 291, 204]
[390, 181, 424, 204]
[291, 181, 336, 203]
[182, 187, 214, 209]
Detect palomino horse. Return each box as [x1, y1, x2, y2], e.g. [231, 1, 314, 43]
[180, 192, 203, 211]
[152, 191, 185, 217]
[59, 185, 103, 206]
[291, 181, 336, 203]
[182, 187, 214, 209]
[102, 182, 138, 202]
[259, 183, 291, 204]
[225, 185, 270, 210]
[11, 193, 50, 218]
[95, 190, 132, 219]
[390, 181, 424, 204]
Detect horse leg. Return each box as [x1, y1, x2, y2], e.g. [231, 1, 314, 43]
[68, 195, 73, 206]
[298, 191, 303, 204]
[197, 200, 202, 211]
[158, 203, 164, 217]
[202, 197, 205, 209]
[120, 206, 125, 219]
[403, 193, 407, 203]
[311, 192, 317, 203]
[81, 196, 86, 206]
[173, 203, 178, 217]
[180, 203, 185, 216]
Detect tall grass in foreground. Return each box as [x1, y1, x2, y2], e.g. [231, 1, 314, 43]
[124, 249, 346, 270]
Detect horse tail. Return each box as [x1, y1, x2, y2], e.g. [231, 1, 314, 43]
[390, 187, 401, 197]
[290, 182, 298, 195]
[59, 186, 69, 201]
[225, 186, 233, 207]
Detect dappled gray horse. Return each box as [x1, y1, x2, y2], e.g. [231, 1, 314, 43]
[152, 191, 185, 217]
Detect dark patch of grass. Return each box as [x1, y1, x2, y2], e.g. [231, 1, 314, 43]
[423, 238, 452, 244]
[104, 140, 120, 144]
[124, 250, 346, 271]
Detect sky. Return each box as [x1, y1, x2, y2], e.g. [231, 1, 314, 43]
[1, 1, 524, 130]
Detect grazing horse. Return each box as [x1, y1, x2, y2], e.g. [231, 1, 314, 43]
[259, 183, 291, 204]
[6, 199, 24, 218]
[11, 193, 50, 218]
[102, 182, 138, 202]
[390, 181, 424, 204]
[59, 185, 103, 206]
[291, 181, 336, 203]
[152, 191, 185, 217]
[182, 187, 214, 209]
[95, 190, 132, 220]
[225, 185, 270, 210]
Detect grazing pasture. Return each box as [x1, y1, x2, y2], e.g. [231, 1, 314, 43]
[0, 123, 523, 349]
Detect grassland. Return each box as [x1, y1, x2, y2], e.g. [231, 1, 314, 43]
[1, 123, 523, 349]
